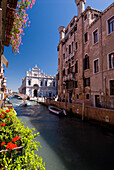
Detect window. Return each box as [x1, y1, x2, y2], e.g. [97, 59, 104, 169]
[108, 16, 114, 34]
[40, 81, 43, 86]
[94, 59, 99, 73]
[84, 55, 89, 70]
[76, 94, 79, 99]
[28, 80, 31, 86]
[75, 81, 78, 88]
[53, 82, 55, 87]
[94, 14, 98, 19]
[93, 29, 98, 44]
[62, 69, 65, 76]
[84, 14, 87, 21]
[63, 53, 65, 59]
[69, 45, 71, 54]
[74, 24, 77, 32]
[84, 32, 88, 42]
[86, 94, 89, 99]
[84, 78, 90, 87]
[75, 42, 77, 50]
[109, 52, 114, 69]
[45, 81, 47, 86]
[72, 42, 74, 53]
[75, 60, 78, 73]
[34, 74, 37, 76]
[110, 80, 114, 95]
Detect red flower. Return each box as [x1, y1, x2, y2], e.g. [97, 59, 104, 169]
[1, 142, 6, 146]
[2, 123, 6, 126]
[1, 115, 4, 118]
[9, 115, 11, 117]
[12, 136, 20, 142]
[2, 111, 6, 115]
[7, 142, 17, 150]
[6, 110, 10, 113]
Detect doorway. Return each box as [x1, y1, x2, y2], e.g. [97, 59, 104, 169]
[34, 89, 37, 97]
[49, 92, 52, 97]
[95, 95, 101, 107]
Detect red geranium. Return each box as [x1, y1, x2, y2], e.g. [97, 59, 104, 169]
[9, 115, 11, 117]
[0, 123, 6, 126]
[1, 142, 6, 146]
[6, 110, 10, 113]
[1, 115, 4, 118]
[2, 123, 6, 126]
[7, 142, 17, 150]
[12, 136, 20, 142]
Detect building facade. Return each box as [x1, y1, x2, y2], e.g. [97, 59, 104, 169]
[19, 65, 57, 98]
[57, 0, 114, 109]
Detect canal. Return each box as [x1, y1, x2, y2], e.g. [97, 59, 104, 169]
[10, 98, 114, 170]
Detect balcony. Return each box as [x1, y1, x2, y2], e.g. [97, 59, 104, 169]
[65, 52, 75, 62]
[63, 72, 75, 82]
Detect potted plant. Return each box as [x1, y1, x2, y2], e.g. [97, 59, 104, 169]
[0, 108, 45, 169]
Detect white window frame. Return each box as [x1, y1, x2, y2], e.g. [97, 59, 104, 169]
[92, 28, 99, 45]
[93, 58, 99, 74]
[107, 51, 114, 70]
[107, 15, 114, 35]
[109, 79, 114, 97]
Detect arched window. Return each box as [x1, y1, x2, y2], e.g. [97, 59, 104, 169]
[28, 80, 31, 86]
[40, 81, 43, 86]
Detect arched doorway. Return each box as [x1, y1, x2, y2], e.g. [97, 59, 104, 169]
[34, 89, 37, 97]
[33, 84, 39, 97]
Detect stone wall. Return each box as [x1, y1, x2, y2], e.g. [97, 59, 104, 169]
[46, 100, 114, 125]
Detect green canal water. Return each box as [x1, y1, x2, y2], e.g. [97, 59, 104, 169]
[10, 97, 114, 170]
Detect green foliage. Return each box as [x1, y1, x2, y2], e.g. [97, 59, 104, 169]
[0, 108, 45, 170]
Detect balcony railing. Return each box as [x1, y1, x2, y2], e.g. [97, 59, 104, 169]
[65, 52, 74, 62]
[63, 72, 75, 82]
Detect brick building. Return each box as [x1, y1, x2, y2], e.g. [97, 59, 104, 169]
[57, 0, 114, 109]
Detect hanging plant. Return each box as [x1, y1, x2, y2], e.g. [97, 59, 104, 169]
[9, 0, 36, 54]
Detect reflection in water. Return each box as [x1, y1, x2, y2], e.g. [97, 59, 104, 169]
[10, 98, 114, 170]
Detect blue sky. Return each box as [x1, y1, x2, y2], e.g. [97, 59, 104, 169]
[4, 0, 113, 92]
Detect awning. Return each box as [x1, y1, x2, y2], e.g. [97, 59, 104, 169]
[1, 54, 9, 67]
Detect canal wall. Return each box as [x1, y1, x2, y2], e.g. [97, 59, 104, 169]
[45, 100, 114, 126]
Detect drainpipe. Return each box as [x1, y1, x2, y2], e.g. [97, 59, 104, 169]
[82, 13, 85, 120]
[100, 14, 104, 103]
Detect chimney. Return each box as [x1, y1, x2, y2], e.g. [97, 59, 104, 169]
[58, 26, 65, 41]
[75, 0, 86, 17]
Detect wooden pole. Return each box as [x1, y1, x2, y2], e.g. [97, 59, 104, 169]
[82, 101, 85, 120]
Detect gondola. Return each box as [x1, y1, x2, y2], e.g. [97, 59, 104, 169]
[48, 106, 66, 116]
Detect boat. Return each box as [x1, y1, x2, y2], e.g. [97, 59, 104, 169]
[20, 100, 28, 107]
[48, 106, 67, 116]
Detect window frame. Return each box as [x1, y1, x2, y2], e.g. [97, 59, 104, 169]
[108, 52, 114, 69]
[84, 54, 89, 70]
[84, 32, 88, 43]
[107, 15, 114, 35]
[109, 79, 114, 96]
[93, 58, 99, 74]
[75, 60, 78, 74]
[93, 28, 99, 45]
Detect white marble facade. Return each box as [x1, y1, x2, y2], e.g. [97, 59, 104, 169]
[19, 65, 57, 98]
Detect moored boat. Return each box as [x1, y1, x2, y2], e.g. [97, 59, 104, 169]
[20, 100, 29, 107]
[48, 106, 66, 116]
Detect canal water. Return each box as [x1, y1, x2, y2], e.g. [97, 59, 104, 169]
[10, 98, 114, 170]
